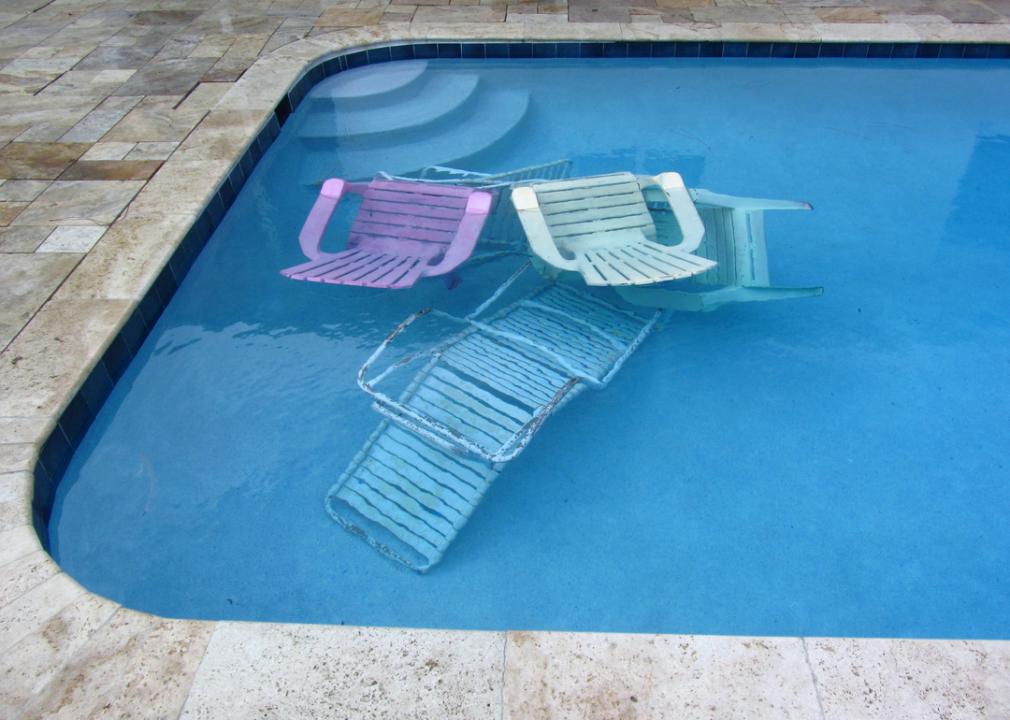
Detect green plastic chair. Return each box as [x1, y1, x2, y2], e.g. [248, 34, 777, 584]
[511, 171, 716, 286]
[617, 187, 823, 311]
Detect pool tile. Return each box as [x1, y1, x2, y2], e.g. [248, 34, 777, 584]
[844, 43, 869, 58]
[78, 361, 113, 418]
[180, 623, 504, 719]
[485, 43, 509, 59]
[747, 42, 773, 57]
[722, 42, 748, 57]
[699, 41, 724, 57]
[626, 42, 651, 58]
[675, 41, 700, 57]
[551, 42, 577, 58]
[509, 43, 532, 58]
[602, 41, 627, 58]
[938, 43, 966, 58]
[867, 43, 893, 58]
[532, 43, 557, 58]
[650, 41, 676, 57]
[819, 42, 845, 58]
[891, 42, 919, 58]
[56, 392, 92, 448]
[344, 50, 368, 69]
[389, 45, 415, 61]
[99, 334, 131, 384]
[771, 42, 796, 58]
[366, 47, 392, 64]
[437, 43, 462, 59]
[461, 43, 485, 59]
[413, 43, 438, 59]
[916, 43, 941, 58]
[502, 631, 821, 719]
[795, 42, 820, 58]
[963, 44, 990, 59]
[152, 265, 178, 308]
[38, 424, 73, 489]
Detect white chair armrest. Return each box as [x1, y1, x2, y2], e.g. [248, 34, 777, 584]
[511, 186, 578, 271]
[655, 172, 705, 253]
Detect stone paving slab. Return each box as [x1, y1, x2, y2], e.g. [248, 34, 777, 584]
[0, 253, 80, 349]
[0, 3, 1009, 719]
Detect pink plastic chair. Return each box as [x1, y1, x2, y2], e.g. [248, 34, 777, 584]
[281, 178, 493, 289]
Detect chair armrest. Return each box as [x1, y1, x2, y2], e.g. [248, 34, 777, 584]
[511, 186, 578, 272]
[655, 172, 705, 253]
[298, 178, 347, 259]
[422, 190, 493, 276]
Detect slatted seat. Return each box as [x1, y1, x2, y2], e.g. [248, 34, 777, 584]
[281, 178, 492, 289]
[326, 269, 660, 571]
[511, 171, 716, 287]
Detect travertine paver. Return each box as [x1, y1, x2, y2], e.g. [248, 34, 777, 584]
[180, 623, 506, 719]
[0, 2, 1008, 719]
[17, 609, 214, 720]
[807, 638, 1010, 720]
[503, 631, 822, 719]
[0, 253, 80, 348]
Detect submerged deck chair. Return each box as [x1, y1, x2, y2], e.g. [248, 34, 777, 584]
[281, 178, 492, 289]
[379, 159, 573, 253]
[326, 263, 659, 571]
[617, 188, 823, 311]
[511, 171, 717, 287]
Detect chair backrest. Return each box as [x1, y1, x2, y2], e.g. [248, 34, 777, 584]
[531, 172, 656, 252]
[350, 179, 475, 260]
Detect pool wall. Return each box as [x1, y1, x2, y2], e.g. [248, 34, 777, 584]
[4, 20, 1010, 718]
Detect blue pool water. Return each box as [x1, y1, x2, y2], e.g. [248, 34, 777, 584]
[50, 58, 1010, 638]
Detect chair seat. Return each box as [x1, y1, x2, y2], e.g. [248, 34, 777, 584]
[281, 248, 426, 289]
[569, 230, 717, 286]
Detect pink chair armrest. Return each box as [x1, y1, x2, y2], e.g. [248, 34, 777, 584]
[422, 190, 492, 277]
[298, 178, 347, 259]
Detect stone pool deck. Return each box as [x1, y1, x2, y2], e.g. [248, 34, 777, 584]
[2, 1, 1010, 717]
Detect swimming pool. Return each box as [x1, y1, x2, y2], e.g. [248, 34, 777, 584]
[48, 56, 1010, 638]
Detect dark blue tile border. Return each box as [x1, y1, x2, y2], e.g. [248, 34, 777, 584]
[33, 37, 1010, 543]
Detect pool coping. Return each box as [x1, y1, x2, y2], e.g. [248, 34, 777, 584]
[3, 20, 1010, 719]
